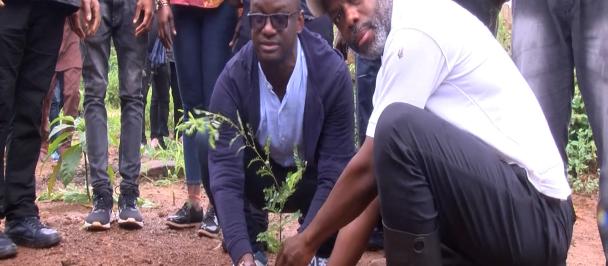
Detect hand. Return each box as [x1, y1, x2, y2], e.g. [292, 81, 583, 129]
[156, 5, 176, 49]
[275, 233, 315, 266]
[69, 0, 101, 38]
[0, 0, 5, 8]
[133, 0, 154, 37]
[238, 253, 257, 266]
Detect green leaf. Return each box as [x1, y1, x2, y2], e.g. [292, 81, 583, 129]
[59, 144, 83, 186]
[47, 131, 72, 158]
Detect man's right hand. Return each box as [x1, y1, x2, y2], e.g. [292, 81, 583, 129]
[238, 253, 257, 266]
[69, 0, 101, 38]
[156, 5, 176, 49]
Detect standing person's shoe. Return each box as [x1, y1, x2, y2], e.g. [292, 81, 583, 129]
[4, 216, 61, 248]
[166, 202, 204, 229]
[84, 189, 113, 231]
[0, 232, 17, 259]
[117, 190, 144, 229]
[197, 206, 220, 238]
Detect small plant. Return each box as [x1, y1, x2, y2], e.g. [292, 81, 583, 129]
[40, 113, 92, 201]
[178, 109, 305, 253]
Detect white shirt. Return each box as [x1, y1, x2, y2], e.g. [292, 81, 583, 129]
[257, 38, 307, 167]
[366, 0, 571, 200]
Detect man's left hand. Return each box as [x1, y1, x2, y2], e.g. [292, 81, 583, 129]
[275, 233, 315, 266]
[133, 0, 153, 37]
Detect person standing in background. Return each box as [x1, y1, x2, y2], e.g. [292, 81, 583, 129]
[155, 0, 238, 237]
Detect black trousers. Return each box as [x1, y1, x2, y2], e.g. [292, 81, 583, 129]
[241, 150, 335, 258]
[374, 103, 575, 266]
[0, 1, 72, 219]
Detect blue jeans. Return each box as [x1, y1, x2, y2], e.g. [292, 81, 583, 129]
[82, 0, 147, 195]
[512, 0, 608, 260]
[172, 4, 237, 204]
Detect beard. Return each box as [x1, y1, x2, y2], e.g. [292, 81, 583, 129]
[349, 0, 392, 60]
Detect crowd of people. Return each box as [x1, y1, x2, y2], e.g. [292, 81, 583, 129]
[0, 0, 606, 265]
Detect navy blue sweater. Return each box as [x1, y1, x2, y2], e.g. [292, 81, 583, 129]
[208, 28, 355, 263]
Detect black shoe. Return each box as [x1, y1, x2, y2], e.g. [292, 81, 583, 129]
[197, 206, 220, 238]
[117, 190, 143, 229]
[0, 232, 16, 259]
[84, 189, 113, 231]
[166, 202, 204, 229]
[5, 216, 61, 248]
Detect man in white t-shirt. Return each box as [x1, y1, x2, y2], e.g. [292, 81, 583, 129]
[276, 0, 575, 265]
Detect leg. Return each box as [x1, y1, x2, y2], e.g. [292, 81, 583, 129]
[112, 0, 146, 195]
[82, 0, 113, 193]
[374, 103, 574, 265]
[0, 1, 29, 219]
[151, 62, 170, 141]
[169, 62, 182, 135]
[571, 0, 608, 259]
[3, 3, 68, 220]
[41, 72, 59, 143]
[355, 56, 381, 144]
[142, 61, 152, 144]
[199, 1, 237, 203]
[512, 0, 575, 165]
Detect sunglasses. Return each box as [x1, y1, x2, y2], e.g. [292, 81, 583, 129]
[247, 10, 301, 32]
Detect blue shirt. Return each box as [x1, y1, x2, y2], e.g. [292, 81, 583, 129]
[257, 38, 307, 167]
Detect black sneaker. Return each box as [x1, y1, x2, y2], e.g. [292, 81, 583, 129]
[197, 206, 220, 238]
[117, 191, 143, 229]
[5, 216, 61, 248]
[84, 190, 113, 231]
[166, 202, 204, 229]
[0, 232, 16, 259]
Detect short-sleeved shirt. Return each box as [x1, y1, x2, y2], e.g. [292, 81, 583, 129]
[367, 0, 571, 200]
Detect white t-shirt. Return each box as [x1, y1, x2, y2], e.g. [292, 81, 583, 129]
[366, 0, 571, 200]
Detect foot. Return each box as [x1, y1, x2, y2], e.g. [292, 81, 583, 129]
[197, 206, 220, 238]
[117, 190, 144, 229]
[166, 202, 204, 229]
[84, 190, 113, 231]
[5, 216, 61, 248]
[0, 232, 16, 259]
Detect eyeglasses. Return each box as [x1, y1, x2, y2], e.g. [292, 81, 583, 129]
[247, 10, 301, 32]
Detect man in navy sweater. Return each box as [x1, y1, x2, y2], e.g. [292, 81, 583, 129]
[207, 0, 355, 265]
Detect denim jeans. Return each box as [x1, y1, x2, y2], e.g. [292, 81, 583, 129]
[171, 4, 237, 204]
[512, 0, 608, 259]
[81, 0, 146, 195]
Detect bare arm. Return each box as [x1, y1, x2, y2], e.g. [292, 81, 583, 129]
[328, 197, 380, 266]
[276, 137, 378, 265]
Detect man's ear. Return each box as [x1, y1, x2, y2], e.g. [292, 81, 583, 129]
[296, 10, 305, 33]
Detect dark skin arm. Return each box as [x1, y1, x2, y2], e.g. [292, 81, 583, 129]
[133, 0, 154, 37]
[328, 197, 380, 266]
[276, 137, 378, 266]
[156, 5, 176, 49]
[69, 0, 101, 38]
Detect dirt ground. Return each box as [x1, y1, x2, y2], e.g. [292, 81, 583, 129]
[0, 161, 603, 266]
